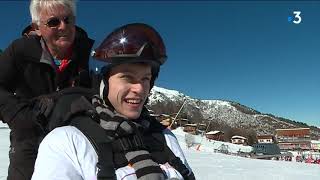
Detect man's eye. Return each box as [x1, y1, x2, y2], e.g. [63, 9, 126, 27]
[121, 75, 131, 79]
[142, 77, 151, 82]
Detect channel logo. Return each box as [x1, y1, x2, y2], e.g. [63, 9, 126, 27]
[288, 11, 302, 24]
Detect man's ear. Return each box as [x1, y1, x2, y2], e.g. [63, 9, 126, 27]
[32, 23, 42, 36]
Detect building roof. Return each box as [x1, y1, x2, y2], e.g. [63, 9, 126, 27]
[161, 114, 171, 117]
[276, 128, 310, 136]
[278, 142, 311, 145]
[275, 128, 310, 131]
[184, 124, 197, 127]
[231, 135, 247, 140]
[311, 140, 320, 144]
[150, 114, 160, 117]
[257, 135, 274, 139]
[206, 131, 223, 135]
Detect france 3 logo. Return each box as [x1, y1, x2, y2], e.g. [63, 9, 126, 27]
[288, 11, 302, 24]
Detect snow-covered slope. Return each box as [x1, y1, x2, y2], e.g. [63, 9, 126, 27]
[2, 124, 319, 180]
[173, 127, 253, 154]
[171, 127, 320, 180]
[0, 124, 9, 179]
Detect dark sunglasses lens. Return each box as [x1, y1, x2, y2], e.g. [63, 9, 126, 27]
[64, 16, 73, 24]
[47, 18, 61, 27]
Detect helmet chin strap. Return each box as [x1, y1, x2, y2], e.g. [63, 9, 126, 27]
[99, 79, 115, 111]
[99, 79, 105, 100]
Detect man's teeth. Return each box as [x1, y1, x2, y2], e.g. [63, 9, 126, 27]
[126, 99, 141, 104]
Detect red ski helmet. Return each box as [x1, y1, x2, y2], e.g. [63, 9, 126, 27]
[92, 23, 167, 69]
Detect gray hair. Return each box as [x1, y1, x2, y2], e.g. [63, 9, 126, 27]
[30, 0, 76, 25]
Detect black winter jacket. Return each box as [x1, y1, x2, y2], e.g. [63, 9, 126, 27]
[0, 26, 94, 134]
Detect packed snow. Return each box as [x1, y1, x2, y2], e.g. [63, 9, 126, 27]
[152, 86, 183, 98]
[0, 123, 319, 180]
[150, 86, 187, 101]
[0, 124, 9, 179]
[202, 99, 233, 109]
[172, 128, 320, 180]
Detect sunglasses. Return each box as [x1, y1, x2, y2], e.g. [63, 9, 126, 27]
[44, 16, 75, 28]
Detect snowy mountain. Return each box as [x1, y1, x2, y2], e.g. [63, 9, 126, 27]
[147, 86, 320, 138]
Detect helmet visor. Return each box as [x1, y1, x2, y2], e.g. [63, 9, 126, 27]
[92, 23, 167, 65]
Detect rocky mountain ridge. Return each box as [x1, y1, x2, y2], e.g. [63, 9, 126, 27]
[147, 86, 320, 138]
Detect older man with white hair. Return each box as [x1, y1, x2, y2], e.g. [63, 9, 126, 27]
[0, 0, 94, 179]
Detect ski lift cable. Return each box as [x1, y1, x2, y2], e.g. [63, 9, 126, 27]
[169, 99, 188, 129]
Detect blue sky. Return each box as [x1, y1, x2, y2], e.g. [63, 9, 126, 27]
[0, 1, 319, 127]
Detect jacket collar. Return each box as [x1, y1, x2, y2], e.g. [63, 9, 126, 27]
[39, 37, 55, 66]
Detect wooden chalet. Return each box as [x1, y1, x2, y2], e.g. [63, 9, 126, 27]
[183, 124, 197, 134]
[205, 131, 224, 141]
[275, 128, 311, 150]
[231, 135, 247, 145]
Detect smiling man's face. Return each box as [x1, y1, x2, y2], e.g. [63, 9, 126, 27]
[107, 63, 152, 119]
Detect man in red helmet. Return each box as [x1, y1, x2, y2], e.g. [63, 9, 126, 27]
[32, 23, 195, 180]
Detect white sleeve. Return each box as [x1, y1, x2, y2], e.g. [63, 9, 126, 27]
[32, 126, 98, 180]
[163, 128, 193, 174]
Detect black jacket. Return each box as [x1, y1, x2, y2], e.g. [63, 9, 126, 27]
[0, 26, 94, 133]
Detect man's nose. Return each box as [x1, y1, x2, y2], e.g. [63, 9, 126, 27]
[58, 20, 68, 30]
[131, 82, 145, 93]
